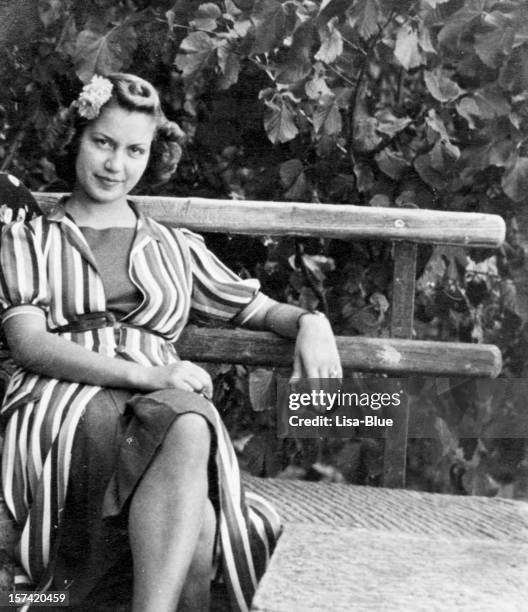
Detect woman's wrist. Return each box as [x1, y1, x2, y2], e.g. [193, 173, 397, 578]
[243, 297, 331, 340]
[263, 302, 308, 339]
[125, 362, 154, 390]
[297, 310, 327, 329]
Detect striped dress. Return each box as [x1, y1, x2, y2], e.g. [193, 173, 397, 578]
[0, 202, 281, 610]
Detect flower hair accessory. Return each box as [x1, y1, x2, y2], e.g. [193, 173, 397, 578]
[74, 75, 114, 120]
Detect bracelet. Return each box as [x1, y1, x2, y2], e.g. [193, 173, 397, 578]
[296, 309, 327, 329]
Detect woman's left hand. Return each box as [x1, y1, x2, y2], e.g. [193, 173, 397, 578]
[291, 313, 342, 381]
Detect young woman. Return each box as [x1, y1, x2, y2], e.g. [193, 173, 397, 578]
[0, 73, 341, 611]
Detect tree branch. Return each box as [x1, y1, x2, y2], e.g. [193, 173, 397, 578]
[347, 10, 396, 149]
[325, 62, 358, 89]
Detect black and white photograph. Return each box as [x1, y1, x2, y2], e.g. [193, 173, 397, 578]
[0, 1, 527, 610]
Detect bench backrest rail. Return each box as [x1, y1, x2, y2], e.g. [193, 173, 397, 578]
[33, 194, 506, 488]
[35, 194, 505, 247]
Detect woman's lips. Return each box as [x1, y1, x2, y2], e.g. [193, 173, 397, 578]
[95, 175, 123, 187]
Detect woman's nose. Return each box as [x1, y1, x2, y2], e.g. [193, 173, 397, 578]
[104, 151, 124, 173]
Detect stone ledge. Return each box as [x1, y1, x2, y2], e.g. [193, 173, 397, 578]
[251, 524, 528, 612]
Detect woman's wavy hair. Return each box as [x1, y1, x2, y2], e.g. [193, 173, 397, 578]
[51, 73, 185, 188]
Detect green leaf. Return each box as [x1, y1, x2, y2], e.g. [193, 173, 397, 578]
[502, 155, 528, 203]
[57, 16, 78, 57]
[233, 19, 252, 37]
[394, 24, 423, 70]
[434, 417, 458, 456]
[250, 0, 287, 55]
[217, 41, 241, 89]
[334, 87, 353, 109]
[74, 24, 137, 83]
[352, 157, 374, 193]
[347, 0, 381, 41]
[191, 3, 222, 31]
[318, 0, 354, 25]
[224, 0, 242, 18]
[232, 0, 253, 10]
[437, 0, 487, 48]
[289, 254, 332, 283]
[461, 138, 513, 174]
[499, 44, 528, 94]
[276, 21, 313, 84]
[369, 194, 391, 207]
[345, 305, 382, 335]
[375, 148, 409, 180]
[462, 468, 500, 497]
[353, 114, 382, 152]
[315, 18, 343, 63]
[38, 0, 62, 28]
[456, 97, 480, 129]
[474, 85, 510, 118]
[489, 139, 514, 168]
[280, 159, 303, 184]
[175, 31, 217, 77]
[248, 368, 276, 412]
[474, 25, 514, 68]
[305, 65, 333, 100]
[313, 99, 342, 136]
[424, 109, 450, 141]
[418, 23, 436, 54]
[263, 95, 298, 144]
[424, 70, 464, 103]
[279, 159, 309, 200]
[430, 138, 460, 170]
[374, 110, 411, 138]
[414, 152, 448, 189]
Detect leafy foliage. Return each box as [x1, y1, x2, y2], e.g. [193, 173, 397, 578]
[1, 0, 527, 498]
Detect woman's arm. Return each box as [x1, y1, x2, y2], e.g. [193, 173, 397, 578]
[241, 297, 342, 379]
[3, 311, 213, 397]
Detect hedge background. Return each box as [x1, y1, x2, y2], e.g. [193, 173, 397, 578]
[1, 0, 528, 497]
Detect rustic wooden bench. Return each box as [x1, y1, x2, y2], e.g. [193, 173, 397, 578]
[1, 193, 524, 611]
[31, 193, 503, 489]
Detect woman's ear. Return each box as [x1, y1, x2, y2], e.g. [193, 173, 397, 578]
[148, 121, 187, 185]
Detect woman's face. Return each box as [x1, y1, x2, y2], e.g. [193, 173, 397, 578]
[74, 104, 157, 206]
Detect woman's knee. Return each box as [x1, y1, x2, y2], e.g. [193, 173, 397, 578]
[162, 412, 212, 467]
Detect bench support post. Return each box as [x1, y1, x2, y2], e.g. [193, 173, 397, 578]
[383, 242, 417, 488]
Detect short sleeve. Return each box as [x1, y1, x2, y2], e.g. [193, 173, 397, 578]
[183, 229, 269, 324]
[0, 221, 49, 324]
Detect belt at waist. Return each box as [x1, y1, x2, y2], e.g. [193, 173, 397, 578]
[51, 311, 166, 339]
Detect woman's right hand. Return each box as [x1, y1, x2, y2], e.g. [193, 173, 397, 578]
[141, 361, 213, 399]
[3, 313, 214, 397]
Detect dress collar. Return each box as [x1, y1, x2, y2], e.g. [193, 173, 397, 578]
[44, 197, 165, 274]
[45, 197, 163, 243]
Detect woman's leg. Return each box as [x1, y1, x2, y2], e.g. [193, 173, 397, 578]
[129, 413, 216, 612]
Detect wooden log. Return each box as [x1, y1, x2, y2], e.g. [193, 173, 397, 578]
[383, 243, 417, 488]
[33, 194, 505, 248]
[176, 327, 502, 377]
[390, 243, 417, 339]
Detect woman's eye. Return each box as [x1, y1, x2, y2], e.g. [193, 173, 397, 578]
[129, 146, 146, 157]
[94, 137, 111, 148]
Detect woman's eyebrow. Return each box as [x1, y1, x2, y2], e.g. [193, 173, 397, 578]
[92, 131, 149, 147]
[91, 131, 116, 145]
